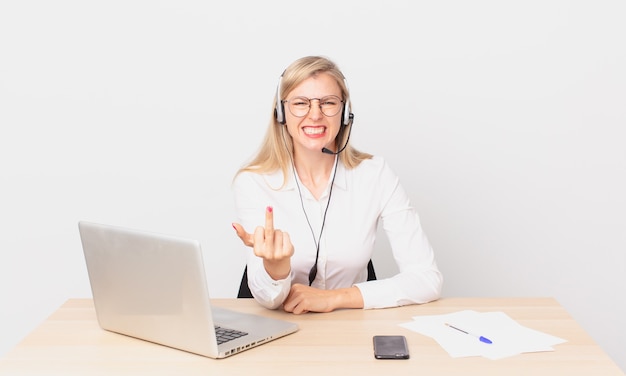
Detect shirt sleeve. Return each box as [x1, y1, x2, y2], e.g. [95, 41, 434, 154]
[232, 172, 292, 309]
[354, 160, 443, 309]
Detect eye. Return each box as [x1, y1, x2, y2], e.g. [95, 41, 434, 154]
[321, 96, 341, 106]
[291, 97, 309, 107]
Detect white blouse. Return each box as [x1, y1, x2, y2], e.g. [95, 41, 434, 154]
[232, 155, 442, 309]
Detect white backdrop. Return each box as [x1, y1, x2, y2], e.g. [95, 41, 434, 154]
[1, 0, 625, 371]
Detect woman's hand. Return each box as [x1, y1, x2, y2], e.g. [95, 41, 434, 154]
[283, 284, 364, 314]
[232, 206, 294, 280]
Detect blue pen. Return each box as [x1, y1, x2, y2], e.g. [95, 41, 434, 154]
[445, 323, 493, 344]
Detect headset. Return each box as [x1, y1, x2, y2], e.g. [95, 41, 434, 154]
[274, 69, 354, 285]
[274, 73, 353, 127]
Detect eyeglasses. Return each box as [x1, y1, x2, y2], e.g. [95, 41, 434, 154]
[283, 95, 344, 118]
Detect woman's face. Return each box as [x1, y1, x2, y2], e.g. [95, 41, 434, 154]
[283, 72, 343, 156]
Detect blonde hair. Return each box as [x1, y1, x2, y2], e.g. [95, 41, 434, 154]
[236, 56, 372, 185]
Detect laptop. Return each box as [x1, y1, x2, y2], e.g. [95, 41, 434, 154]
[78, 221, 298, 358]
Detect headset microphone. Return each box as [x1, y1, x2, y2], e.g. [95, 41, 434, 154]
[321, 144, 347, 155]
[321, 113, 354, 155]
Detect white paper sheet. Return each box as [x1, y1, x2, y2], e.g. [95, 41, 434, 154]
[399, 310, 567, 360]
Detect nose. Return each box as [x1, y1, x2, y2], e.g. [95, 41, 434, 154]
[307, 99, 323, 119]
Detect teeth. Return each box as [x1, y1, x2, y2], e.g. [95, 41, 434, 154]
[304, 127, 325, 135]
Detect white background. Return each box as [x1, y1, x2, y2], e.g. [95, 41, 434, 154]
[1, 0, 625, 371]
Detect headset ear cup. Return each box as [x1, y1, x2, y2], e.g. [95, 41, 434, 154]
[275, 101, 285, 124]
[275, 95, 285, 125]
[342, 77, 352, 126]
[343, 101, 352, 126]
[275, 73, 286, 125]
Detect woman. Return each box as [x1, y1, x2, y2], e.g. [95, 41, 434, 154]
[232, 56, 442, 314]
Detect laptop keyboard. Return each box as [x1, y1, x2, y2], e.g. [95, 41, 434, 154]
[215, 326, 249, 345]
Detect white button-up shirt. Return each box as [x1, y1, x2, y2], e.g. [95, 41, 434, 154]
[232, 155, 442, 309]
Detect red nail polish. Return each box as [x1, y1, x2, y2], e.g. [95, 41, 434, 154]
[232, 223, 237, 231]
[267, 206, 273, 213]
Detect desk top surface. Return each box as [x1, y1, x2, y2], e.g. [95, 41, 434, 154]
[0, 297, 623, 376]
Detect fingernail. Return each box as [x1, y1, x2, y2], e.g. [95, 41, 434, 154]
[267, 206, 273, 213]
[231, 223, 237, 231]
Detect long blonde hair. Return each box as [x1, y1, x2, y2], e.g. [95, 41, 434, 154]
[236, 56, 372, 186]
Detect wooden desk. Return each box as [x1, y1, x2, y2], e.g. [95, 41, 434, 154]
[0, 298, 622, 375]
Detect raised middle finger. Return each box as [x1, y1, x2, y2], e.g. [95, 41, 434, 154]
[264, 206, 274, 239]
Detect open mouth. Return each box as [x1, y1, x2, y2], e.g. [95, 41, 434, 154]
[303, 126, 326, 135]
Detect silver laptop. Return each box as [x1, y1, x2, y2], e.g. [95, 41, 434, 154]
[78, 221, 298, 358]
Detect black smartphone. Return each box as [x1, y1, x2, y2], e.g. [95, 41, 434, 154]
[373, 335, 410, 359]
